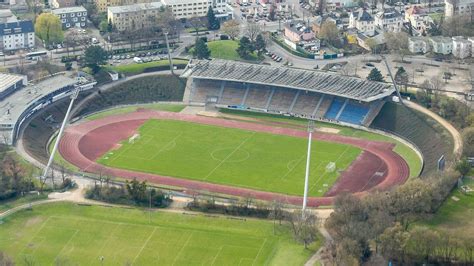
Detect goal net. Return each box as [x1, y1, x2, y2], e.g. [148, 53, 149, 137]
[326, 162, 336, 173]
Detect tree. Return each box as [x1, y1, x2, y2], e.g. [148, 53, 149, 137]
[207, 6, 220, 30]
[367, 68, 384, 82]
[289, 211, 319, 249]
[395, 67, 409, 91]
[193, 38, 210, 59]
[125, 178, 147, 202]
[318, 21, 340, 47]
[84, 45, 108, 73]
[254, 34, 266, 54]
[99, 20, 108, 32]
[365, 38, 378, 54]
[236, 36, 254, 58]
[245, 23, 261, 42]
[455, 158, 471, 177]
[384, 32, 410, 62]
[221, 19, 240, 39]
[379, 223, 410, 261]
[35, 13, 63, 45]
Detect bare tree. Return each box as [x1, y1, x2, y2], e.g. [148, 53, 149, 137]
[245, 23, 261, 42]
[0, 251, 14, 266]
[221, 20, 240, 40]
[288, 210, 319, 249]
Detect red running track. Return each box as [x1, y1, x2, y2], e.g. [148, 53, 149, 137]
[59, 110, 410, 206]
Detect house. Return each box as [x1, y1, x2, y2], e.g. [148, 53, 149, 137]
[469, 37, 474, 56]
[0, 20, 35, 51]
[0, 9, 16, 23]
[349, 8, 375, 35]
[357, 31, 385, 51]
[284, 21, 315, 43]
[51, 0, 75, 8]
[445, 0, 474, 17]
[452, 36, 472, 59]
[408, 37, 430, 54]
[374, 8, 403, 32]
[429, 36, 453, 55]
[94, 0, 154, 13]
[108, 2, 167, 31]
[51, 6, 88, 29]
[405, 6, 432, 33]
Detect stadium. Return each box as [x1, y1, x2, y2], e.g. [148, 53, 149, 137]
[44, 59, 421, 206]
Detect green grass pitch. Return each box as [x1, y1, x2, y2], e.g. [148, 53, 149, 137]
[97, 119, 361, 197]
[0, 203, 319, 265]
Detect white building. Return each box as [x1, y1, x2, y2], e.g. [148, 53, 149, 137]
[469, 37, 474, 56]
[162, 0, 230, 19]
[445, 0, 474, 17]
[51, 6, 88, 29]
[452, 36, 472, 59]
[405, 6, 432, 34]
[0, 20, 35, 51]
[374, 8, 403, 32]
[408, 37, 430, 54]
[349, 8, 375, 35]
[429, 36, 453, 55]
[107, 2, 164, 31]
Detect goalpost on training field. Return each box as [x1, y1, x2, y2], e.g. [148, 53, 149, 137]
[129, 133, 140, 144]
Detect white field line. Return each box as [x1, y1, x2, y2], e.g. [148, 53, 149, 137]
[252, 238, 267, 266]
[210, 246, 223, 266]
[18, 216, 51, 255]
[150, 133, 182, 160]
[132, 227, 157, 264]
[171, 233, 193, 266]
[54, 229, 79, 261]
[203, 132, 255, 180]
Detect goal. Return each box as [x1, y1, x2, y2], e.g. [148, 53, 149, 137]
[326, 162, 336, 173]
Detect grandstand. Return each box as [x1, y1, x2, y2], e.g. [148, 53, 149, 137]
[182, 59, 395, 127]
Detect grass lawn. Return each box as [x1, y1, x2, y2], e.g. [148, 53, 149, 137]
[417, 178, 474, 238]
[98, 119, 361, 197]
[0, 202, 320, 265]
[107, 59, 189, 75]
[190, 40, 258, 61]
[219, 108, 423, 178]
[85, 103, 185, 121]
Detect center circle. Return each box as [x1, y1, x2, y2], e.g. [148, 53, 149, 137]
[211, 148, 250, 163]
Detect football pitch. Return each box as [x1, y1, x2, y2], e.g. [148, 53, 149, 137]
[0, 203, 318, 265]
[97, 119, 361, 197]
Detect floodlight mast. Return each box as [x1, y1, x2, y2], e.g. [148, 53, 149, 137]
[381, 55, 404, 105]
[164, 32, 174, 75]
[302, 120, 315, 214]
[42, 87, 80, 182]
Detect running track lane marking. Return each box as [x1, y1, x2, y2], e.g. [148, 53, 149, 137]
[132, 227, 157, 264]
[203, 132, 255, 180]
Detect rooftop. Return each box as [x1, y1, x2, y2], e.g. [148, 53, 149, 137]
[108, 2, 163, 13]
[51, 6, 87, 14]
[0, 75, 76, 126]
[406, 6, 426, 15]
[0, 73, 25, 94]
[0, 20, 34, 36]
[429, 36, 453, 43]
[376, 8, 402, 19]
[182, 60, 394, 102]
[352, 8, 374, 22]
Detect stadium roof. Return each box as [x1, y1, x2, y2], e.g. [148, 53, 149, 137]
[0, 73, 25, 94]
[182, 60, 395, 102]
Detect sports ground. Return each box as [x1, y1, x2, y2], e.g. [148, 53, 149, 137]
[0, 203, 317, 265]
[97, 119, 360, 197]
[58, 110, 409, 206]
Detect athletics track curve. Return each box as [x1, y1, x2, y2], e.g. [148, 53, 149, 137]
[58, 110, 410, 207]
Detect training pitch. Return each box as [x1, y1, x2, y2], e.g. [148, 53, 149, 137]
[97, 119, 361, 197]
[0, 203, 317, 265]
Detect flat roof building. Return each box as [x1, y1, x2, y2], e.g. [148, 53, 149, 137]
[107, 2, 164, 32]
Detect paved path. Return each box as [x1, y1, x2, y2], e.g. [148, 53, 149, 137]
[405, 100, 462, 158]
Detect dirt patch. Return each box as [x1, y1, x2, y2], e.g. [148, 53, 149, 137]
[24, 217, 43, 227]
[317, 127, 340, 134]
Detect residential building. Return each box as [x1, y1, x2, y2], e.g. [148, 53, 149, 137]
[469, 37, 474, 56]
[349, 8, 375, 35]
[161, 0, 230, 19]
[0, 20, 35, 51]
[374, 8, 403, 32]
[408, 36, 430, 54]
[445, 0, 474, 17]
[94, 0, 154, 13]
[452, 36, 472, 59]
[405, 6, 432, 33]
[52, 6, 88, 29]
[51, 0, 75, 8]
[429, 36, 453, 55]
[284, 21, 315, 43]
[0, 9, 17, 23]
[107, 2, 164, 32]
[357, 31, 385, 51]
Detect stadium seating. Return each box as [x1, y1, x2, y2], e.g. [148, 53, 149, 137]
[324, 98, 345, 120]
[244, 85, 272, 109]
[291, 91, 320, 116]
[219, 82, 246, 105]
[337, 102, 370, 125]
[268, 88, 297, 112]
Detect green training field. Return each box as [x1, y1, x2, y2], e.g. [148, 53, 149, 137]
[0, 203, 319, 265]
[98, 119, 361, 197]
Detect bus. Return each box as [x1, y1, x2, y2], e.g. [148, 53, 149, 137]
[26, 51, 48, 60]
